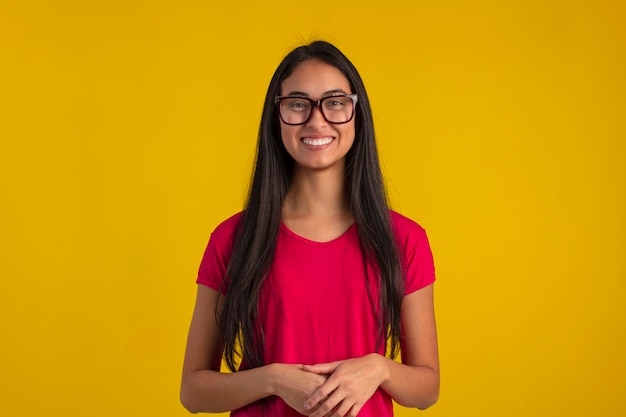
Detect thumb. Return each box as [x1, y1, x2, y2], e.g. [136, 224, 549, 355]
[302, 361, 340, 375]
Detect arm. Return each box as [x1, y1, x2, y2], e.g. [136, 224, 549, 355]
[380, 283, 439, 408]
[302, 284, 439, 416]
[180, 284, 327, 414]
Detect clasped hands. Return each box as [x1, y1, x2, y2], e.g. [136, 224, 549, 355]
[276, 353, 389, 417]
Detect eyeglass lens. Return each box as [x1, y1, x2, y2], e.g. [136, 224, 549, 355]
[278, 96, 355, 125]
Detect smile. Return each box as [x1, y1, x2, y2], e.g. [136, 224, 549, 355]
[301, 137, 334, 146]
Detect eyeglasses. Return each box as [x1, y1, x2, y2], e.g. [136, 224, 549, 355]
[275, 94, 358, 125]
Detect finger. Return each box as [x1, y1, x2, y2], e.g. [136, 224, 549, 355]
[330, 402, 352, 417]
[303, 381, 338, 413]
[308, 392, 342, 417]
[326, 392, 361, 417]
[302, 361, 340, 375]
[339, 402, 364, 417]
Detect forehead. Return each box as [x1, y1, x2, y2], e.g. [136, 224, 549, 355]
[280, 59, 351, 96]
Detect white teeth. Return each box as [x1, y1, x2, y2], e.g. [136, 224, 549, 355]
[302, 137, 333, 146]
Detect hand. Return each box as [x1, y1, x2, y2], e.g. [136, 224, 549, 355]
[302, 354, 390, 417]
[273, 364, 329, 415]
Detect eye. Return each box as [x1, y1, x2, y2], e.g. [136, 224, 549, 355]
[284, 98, 310, 111]
[324, 96, 348, 109]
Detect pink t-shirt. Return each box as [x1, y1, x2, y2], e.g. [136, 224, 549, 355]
[197, 211, 436, 416]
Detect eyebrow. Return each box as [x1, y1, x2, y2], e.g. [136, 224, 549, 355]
[284, 89, 349, 97]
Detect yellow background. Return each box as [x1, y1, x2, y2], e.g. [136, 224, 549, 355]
[1, 1, 624, 416]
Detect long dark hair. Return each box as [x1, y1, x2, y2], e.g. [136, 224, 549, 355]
[218, 41, 403, 372]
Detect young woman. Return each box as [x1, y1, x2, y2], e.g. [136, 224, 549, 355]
[181, 41, 439, 417]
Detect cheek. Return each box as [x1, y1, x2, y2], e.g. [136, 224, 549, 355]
[280, 125, 298, 145]
[341, 124, 356, 144]
[279, 125, 299, 158]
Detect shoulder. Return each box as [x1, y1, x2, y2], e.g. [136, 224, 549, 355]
[197, 212, 242, 290]
[389, 210, 436, 292]
[209, 212, 243, 243]
[389, 210, 428, 246]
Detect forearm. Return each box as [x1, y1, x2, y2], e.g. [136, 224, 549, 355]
[180, 364, 278, 413]
[379, 355, 439, 410]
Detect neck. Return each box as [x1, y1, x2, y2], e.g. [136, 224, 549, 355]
[284, 165, 350, 218]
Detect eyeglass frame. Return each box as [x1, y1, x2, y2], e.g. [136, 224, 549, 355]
[274, 94, 359, 126]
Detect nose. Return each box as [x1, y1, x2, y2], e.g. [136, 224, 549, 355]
[305, 104, 327, 127]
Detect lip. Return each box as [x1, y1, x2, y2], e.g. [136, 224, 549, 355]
[301, 135, 334, 143]
[300, 133, 336, 150]
[300, 136, 335, 149]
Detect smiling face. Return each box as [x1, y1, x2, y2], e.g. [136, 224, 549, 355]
[279, 59, 356, 173]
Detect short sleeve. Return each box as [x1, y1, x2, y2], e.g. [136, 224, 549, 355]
[196, 213, 241, 293]
[391, 211, 436, 295]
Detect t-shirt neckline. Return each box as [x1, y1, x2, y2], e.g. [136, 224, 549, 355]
[279, 221, 357, 246]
